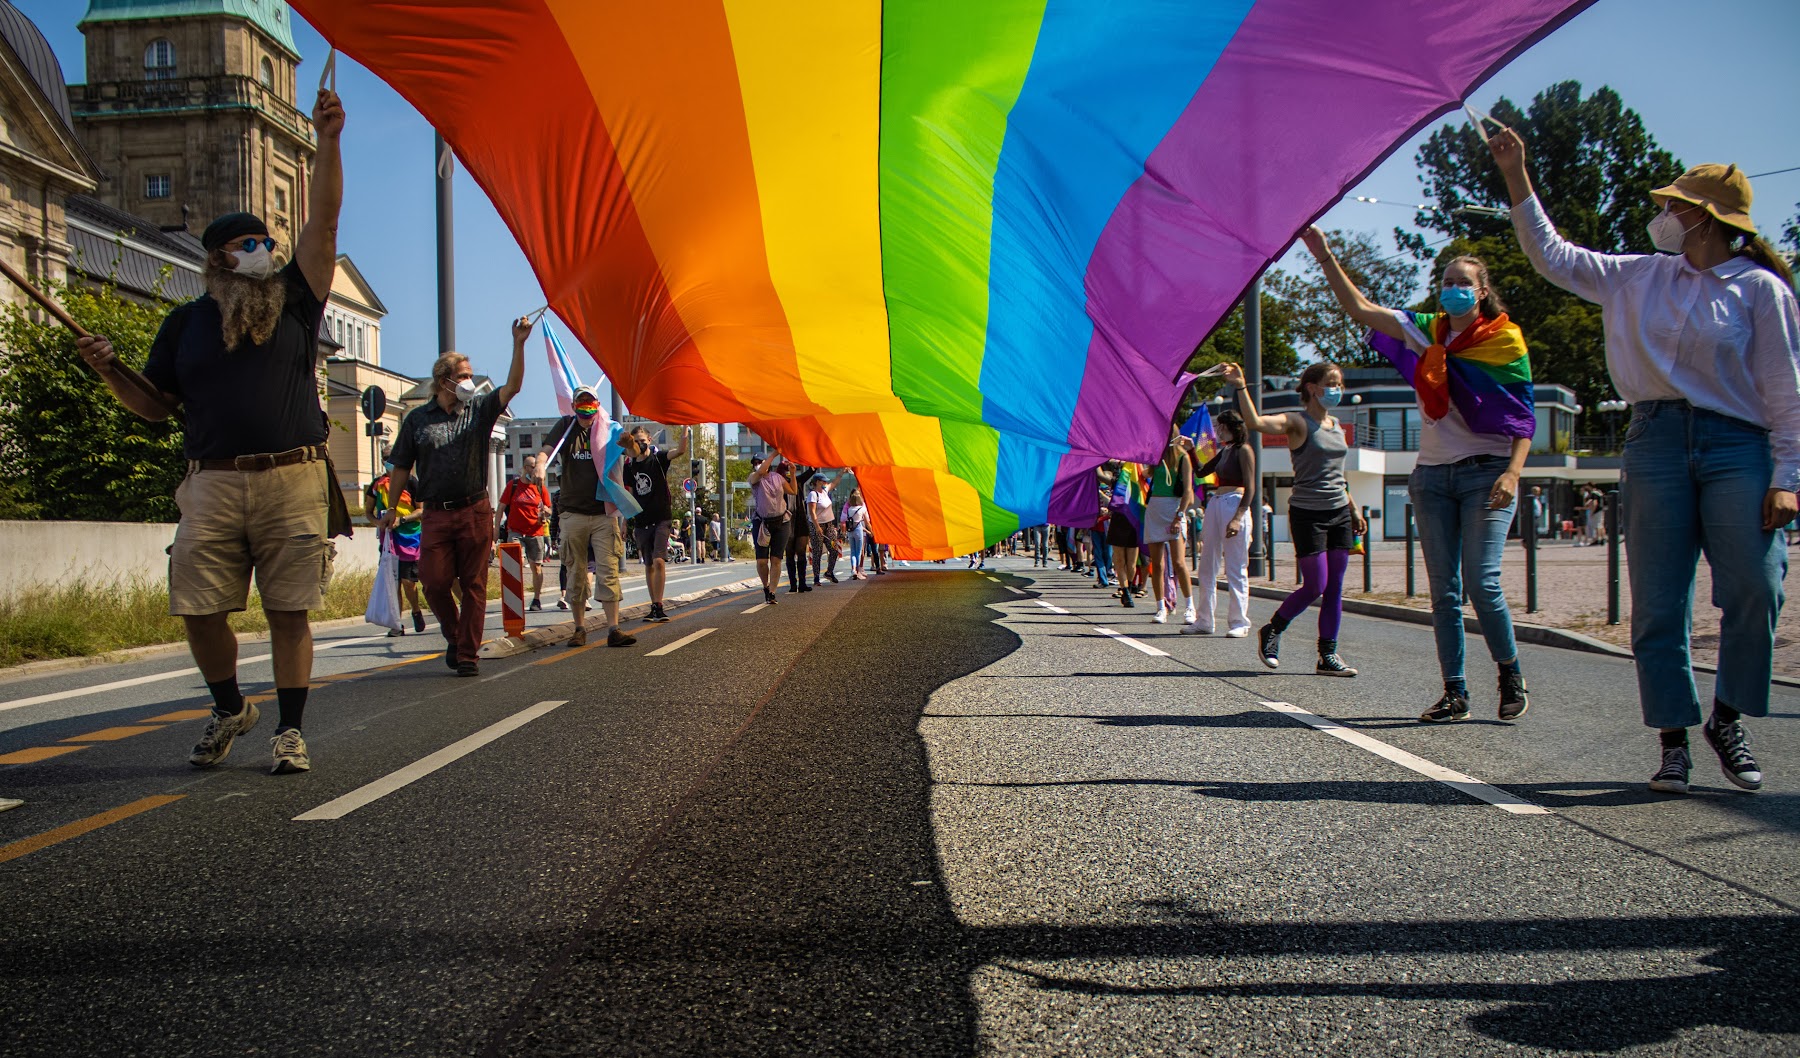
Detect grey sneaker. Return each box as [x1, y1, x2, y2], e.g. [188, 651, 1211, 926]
[188, 703, 260, 768]
[270, 728, 311, 774]
[1648, 745, 1691, 795]
[1420, 689, 1470, 723]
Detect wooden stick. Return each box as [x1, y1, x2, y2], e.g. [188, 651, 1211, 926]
[0, 256, 184, 424]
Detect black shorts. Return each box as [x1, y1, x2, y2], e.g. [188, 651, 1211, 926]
[754, 515, 791, 559]
[632, 519, 671, 563]
[395, 560, 419, 583]
[1106, 514, 1140, 549]
[1288, 504, 1355, 558]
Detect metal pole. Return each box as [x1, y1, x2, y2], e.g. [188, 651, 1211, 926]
[709, 426, 723, 561]
[1361, 505, 1372, 592]
[434, 132, 455, 354]
[1607, 489, 1621, 625]
[1244, 275, 1264, 578]
[1524, 493, 1539, 614]
[1404, 502, 1416, 597]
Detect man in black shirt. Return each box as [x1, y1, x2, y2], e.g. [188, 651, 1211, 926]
[380, 319, 529, 675]
[77, 87, 346, 776]
[621, 425, 687, 623]
[538, 387, 636, 647]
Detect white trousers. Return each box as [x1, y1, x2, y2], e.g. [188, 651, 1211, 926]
[1197, 491, 1251, 633]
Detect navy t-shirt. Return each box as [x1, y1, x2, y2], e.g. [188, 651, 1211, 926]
[144, 260, 330, 460]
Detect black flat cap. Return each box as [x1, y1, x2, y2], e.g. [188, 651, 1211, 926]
[201, 212, 269, 252]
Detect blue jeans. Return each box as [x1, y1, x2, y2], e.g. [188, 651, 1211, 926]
[1090, 529, 1113, 583]
[848, 525, 867, 573]
[1408, 457, 1519, 681]
[1622, 401, 1788, 728]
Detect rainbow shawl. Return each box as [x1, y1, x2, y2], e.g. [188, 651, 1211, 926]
[371, 476, 421, 562]
[295, 0, 1588, 557]
[1368, 312, 1535, 439]
[1108, 462, 1149, 540]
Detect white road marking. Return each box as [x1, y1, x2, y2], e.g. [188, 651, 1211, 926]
[742, 603, 768, 614]
[1259, 701, 1550, 815]
[295, 700, 569, 820]
[1004, 586, 1025, 595]
[985, 577, 1000, 582]
[1093, 627, 1170, 657]
[645, 628, 716, 656]
[1034, 601, 1070, 615]
[0, 634, 394, 714]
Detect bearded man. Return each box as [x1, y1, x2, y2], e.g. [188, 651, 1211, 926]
[76, 88, 346, 776]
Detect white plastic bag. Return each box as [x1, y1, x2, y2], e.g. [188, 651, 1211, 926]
[365, 538, 403, 631]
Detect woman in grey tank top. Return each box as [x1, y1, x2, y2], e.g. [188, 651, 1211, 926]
[1219, 361, 1364, 677]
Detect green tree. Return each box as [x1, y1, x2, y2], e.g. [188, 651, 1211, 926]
[1185, 285, 1300, 397]
[0, 279, 186, 522]
[1395, 81, 1684, 420]
[1781, 202, 1800, 259]
[1269, 229, 1422, 366]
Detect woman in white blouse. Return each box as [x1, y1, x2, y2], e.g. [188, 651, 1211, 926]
[1490, 127, 1799, 797]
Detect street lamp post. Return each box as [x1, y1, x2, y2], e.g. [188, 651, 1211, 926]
[1597, 399, 1628, 452]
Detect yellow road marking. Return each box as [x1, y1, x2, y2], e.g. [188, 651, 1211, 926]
[140, 709, 211, 723]
[0, 794, 184, 864]
[60, 725, 167, 743]
[0, 745, 87, 765]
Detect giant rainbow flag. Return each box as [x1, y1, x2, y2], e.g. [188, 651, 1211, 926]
[292, 0, 1591, 558]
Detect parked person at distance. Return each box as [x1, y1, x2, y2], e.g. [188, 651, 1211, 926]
[1491, 126, 1799, 793]
[1220, 361, 1364, 676]
[1185, 409, 1255, 637]
[1300, 228, 1533, 721]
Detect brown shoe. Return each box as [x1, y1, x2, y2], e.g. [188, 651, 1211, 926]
[568, 626, 588, 647]
[607, 627, 637, 648]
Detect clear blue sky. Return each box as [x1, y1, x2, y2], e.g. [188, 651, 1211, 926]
[18, 0, 1800, 418]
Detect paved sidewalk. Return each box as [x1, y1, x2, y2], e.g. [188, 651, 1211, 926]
[1249, 540, 1800, 679]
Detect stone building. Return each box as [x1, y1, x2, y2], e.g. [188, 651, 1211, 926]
[67, 0, 314, 240]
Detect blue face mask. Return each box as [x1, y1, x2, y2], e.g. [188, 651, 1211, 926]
[1318, 386, 1343, 409]
[1440, 285, 1479, 316]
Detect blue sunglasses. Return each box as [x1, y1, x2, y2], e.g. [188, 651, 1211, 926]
[234, 237, 276, 254]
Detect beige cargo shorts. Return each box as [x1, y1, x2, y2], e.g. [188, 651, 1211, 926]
[168, 459, 336, 616]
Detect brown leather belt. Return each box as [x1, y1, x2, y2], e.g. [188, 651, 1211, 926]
[423, 491, 488, 512]
[190, 444, 329, 473]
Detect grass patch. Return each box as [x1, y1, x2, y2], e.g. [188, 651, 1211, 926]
[0, 568, 503, 669]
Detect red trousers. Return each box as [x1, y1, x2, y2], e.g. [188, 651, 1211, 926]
[420, 499, 493, 664]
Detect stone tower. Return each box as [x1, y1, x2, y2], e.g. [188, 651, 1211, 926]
[66, 0, 314, 239]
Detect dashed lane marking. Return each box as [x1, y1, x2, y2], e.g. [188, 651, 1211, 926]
[1259, 701, 1550, 815]
[0, 745, 86, 765]
[1092, 627, 1171, 657]
[0, 633, 394, 713]
[646, 628, 716, 656]
[0, 794, 184, 864]
[743, 603, 768, 614]
[294, 700, 569, 821]
[1034, 601, 1070, 615]
[1004, 586, 1025, 595]
[58, 725, 165, 743]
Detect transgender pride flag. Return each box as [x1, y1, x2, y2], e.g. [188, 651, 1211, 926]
[543, 317, 583, 417]
[543, 319, 641, 519]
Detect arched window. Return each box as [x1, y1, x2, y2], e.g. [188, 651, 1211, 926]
[259, 57, 274, 89]
[144, 39, 176, 81]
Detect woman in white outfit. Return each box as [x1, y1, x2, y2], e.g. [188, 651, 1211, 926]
[1183, 409, 1255, 636]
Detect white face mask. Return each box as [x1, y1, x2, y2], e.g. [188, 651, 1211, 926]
[1648, 206, 1701, 254]
[230, 243, 276, 280]
[453, 378, 478, 403]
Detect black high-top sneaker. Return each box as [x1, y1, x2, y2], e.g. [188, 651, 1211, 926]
[1315, 638, 1357, 677]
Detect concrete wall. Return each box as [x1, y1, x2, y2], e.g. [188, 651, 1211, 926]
[0, 521, 380, 596]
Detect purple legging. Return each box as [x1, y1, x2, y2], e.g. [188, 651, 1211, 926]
[1273, 548, 1350, 640]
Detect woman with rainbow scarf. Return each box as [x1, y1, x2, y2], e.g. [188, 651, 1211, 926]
[1300, 228, 1532, 724]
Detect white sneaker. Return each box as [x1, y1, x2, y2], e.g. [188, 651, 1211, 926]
[1152, 605, 1169, 624]
[270, 728, 311, 774]
[1224, 627, 1250, 638]
[1183, 603, 1197, 624]
[1179, 622, 1211, 635]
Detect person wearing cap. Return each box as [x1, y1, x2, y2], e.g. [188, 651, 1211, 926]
[537, 387, 637, 648]
[381, 319, 531, 674]
[74, 87, 347, 775]
[1491, 127, 1800, 797]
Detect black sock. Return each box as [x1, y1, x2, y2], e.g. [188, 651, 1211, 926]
[1660, 728, 1690, 749]
[1711, 700, 1741, 726]
[276, 686, 308, 733]
[1498, 657, 1522, 675]
[206, 676, 244, 716]
[1318, 638, 1337, 657]
[1444, 678, 1468, 698]
[1267, 613, 1290, 634]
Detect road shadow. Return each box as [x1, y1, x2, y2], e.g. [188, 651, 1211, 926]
[939, 776, 1471, 807]
[925, 710, 1295, 729]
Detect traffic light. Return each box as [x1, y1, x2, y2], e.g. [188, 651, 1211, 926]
[690, 459, 708, 487]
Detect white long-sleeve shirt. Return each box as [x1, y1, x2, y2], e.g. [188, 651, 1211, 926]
[1511, 194, 1800, 493]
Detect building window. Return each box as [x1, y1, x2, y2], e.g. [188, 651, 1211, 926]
[259, 57, 274, 89]
[273, 186, 287, 214]
[144, 39, 176, 81]
[519, 434, 533, 451]
[505, 454, 514, 471]
[144, 174, 171, 199]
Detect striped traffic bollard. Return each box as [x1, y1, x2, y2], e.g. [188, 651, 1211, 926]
[498, 541, 526, 638]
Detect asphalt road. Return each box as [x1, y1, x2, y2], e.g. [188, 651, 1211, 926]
[0, 556, 1794, 1057]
